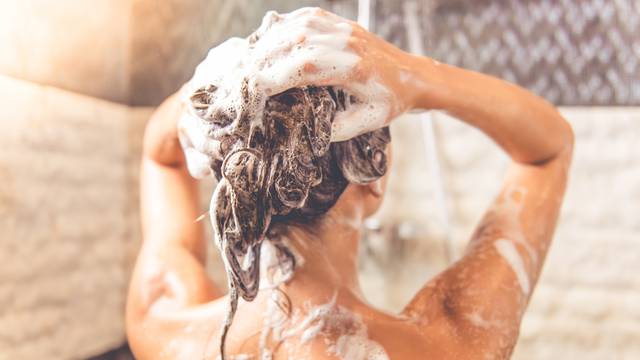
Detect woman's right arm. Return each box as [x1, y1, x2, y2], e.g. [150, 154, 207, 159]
[126, 94, 225, 359]
[409, 56, 574, 164]
[401, 58, 574, 356]
[256, 12, 574, 352]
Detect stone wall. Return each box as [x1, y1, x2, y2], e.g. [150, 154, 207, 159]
[0, 75, 150, 360]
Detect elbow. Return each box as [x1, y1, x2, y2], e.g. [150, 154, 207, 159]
[530, 114, 574, 166]
[142, 95, 187, 168]
[142, 124, 185, 167]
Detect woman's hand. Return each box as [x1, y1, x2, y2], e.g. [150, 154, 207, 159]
[250, 7, 427, 141]
[186, 7, 427, 142]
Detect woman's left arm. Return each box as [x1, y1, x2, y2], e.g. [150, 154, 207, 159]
[400, 57, 574, 357]
[126, 94, 222, 357]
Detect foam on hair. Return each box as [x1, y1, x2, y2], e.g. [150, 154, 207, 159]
[181, 9, 392, 147]
[182, 83, 390, 358]
[177, 11, 392, 359]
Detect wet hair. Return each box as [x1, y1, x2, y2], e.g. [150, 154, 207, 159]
[187, 84, 390, 358]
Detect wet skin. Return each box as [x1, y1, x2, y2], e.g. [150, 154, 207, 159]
[126, 8, 574, 360]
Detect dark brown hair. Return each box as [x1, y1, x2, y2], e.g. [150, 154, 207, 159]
[187, 84, 390, 358]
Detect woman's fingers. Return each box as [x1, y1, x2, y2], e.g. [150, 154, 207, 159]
[250, 12, 359, 95]
[256, 45, 359, 96]
[178, 111, 223, 178]
[181, 7, 407, 150]
[330, 89, 392, 141]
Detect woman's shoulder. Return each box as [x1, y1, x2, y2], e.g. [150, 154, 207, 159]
[350, 298, 509, 359]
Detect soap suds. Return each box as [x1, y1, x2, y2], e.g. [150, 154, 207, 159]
[325, 307, 390, 360]
[463, 311, 505, 330]
[480, 186, 538, 298]
[331, 335, 389, 360]
[259, 241, 296, 290]
[232, 355, 254, 360]
[329, 77, 392, 142]
[494, 239, 531, 296]
[300, 319, 325, 344]
[259, 292, 337, 358]
[398, 310, 424, 326]
[257, 290, 389, 360]
[178, 9, 394, 359]
[503, 187, 539, 266]
[180, 8, 393, 175]
[281, 293, 337, 340]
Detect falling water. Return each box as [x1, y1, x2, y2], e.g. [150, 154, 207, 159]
[401, 0, 456, 263]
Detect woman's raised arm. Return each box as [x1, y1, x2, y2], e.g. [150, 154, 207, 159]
[402, 59, 574, 357]
[126, 94, 223, 358]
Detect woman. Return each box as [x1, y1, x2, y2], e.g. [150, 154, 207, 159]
[126, 8, 574, 360]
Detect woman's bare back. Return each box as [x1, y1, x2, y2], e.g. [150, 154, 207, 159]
[130, 287, 488, 360]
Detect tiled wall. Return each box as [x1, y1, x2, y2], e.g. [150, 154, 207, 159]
[374, 0, 640, 106]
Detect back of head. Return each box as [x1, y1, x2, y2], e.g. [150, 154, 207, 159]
[185, 83, 390, 298]
[181, 83, 390, 357]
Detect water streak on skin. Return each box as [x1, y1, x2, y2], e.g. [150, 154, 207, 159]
[494, 239, 531, 296]
[480, 186, 538, 298]
[494, 187, 538, 266]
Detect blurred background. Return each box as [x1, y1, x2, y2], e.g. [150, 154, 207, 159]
[0, 0, 638, 359]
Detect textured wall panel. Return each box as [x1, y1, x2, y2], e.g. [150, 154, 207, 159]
[0, 75, 149, 360]
[373, 0, 640, 105]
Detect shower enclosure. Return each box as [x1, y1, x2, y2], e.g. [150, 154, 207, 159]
[1, 0, 638, 359]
